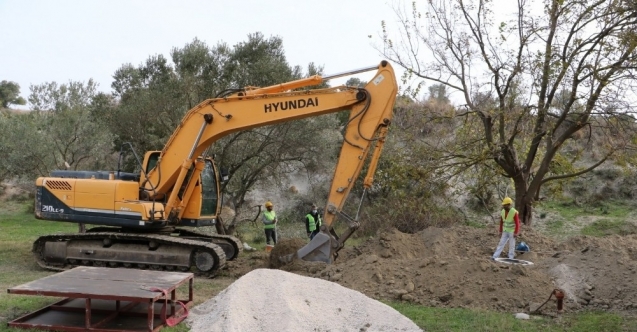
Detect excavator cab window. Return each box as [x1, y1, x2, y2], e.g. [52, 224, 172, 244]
[145, 152, 160, 174]
[200, 159, 219, 216]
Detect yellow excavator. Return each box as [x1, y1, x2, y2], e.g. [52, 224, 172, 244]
[33, 60, 398, 275]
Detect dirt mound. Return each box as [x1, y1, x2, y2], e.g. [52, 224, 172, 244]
[268, 238, 307, 269]
[537, 234, 637, 310]
[227, 226, 637, 314]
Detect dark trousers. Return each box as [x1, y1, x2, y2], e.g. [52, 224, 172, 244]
[265, 228, 277, 245]
[309, 230, 319, 240]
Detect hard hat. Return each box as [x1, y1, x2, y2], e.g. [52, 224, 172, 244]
[516, 241, 530, 252]
[265, 201, 273, 208]
[502, 197, 513, 206]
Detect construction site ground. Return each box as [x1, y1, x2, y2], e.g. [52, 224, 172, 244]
[223, 225, 637, 316]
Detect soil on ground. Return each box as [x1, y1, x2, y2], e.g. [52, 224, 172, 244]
[225, 225, 637, 315]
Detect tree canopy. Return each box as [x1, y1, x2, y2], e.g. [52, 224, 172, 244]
[382, 0, 637, 225]
[0, 80, 26, 108]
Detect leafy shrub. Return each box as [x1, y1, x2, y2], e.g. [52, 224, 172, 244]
[592, 168, 622, 181]
[358, 197, 460, 236]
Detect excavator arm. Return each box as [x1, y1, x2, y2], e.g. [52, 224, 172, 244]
[140, 61, 397, 226]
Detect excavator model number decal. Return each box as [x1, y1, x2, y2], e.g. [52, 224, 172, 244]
[264, 97, 319, 113]
[42, 205, 64, 213]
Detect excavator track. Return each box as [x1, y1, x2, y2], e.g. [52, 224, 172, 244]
[32, 232, 226, 278]
[173, 229, 243, 260]
[85, 227, 243, 261]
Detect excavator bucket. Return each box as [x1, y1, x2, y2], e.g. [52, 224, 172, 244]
[296, 231, 337, 263]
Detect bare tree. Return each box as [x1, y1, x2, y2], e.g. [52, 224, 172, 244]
[382, 0, 637, 226]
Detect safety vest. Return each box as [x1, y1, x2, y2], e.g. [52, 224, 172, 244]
[263, 210, 276, 229]
[306, 213, 322, 232]
[501, 208, 517, 233]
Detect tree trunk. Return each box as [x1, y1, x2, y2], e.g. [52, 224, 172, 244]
[513, 176, 534, 227]
[517, 201, 533, 227]
[215, 216, 228, 235]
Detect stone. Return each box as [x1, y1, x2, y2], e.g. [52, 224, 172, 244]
[365, 255, 379, 264]
[579, 291, 592, 302]
[331, 273, 342, 282]
[529, 302, 542, 313]
[406, 281, 415, 293]
[401, 294, 414, 301]
[393, 289, 408, 297]
[511, 265, 527, 276]
[515, 313, 530, 320]
[439, 293, 453, 303]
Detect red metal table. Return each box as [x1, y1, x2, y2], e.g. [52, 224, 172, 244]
[7, 266, 193, 332]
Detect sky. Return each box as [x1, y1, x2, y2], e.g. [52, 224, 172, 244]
[0, 0, 400, 109]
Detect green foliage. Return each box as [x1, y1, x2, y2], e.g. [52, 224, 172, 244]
[0, 80, 26, 108]
[27, 80, 115, 173]
[92, 34, 340, 233]
[465, 220, 486, 228]
[427, 84, 449, 103]
[0, 111, 50, 181]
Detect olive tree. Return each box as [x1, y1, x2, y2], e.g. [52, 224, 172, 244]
[0, 80, 26, 108]
[98, 34, 340, 235]
[28, 80, 115, 173]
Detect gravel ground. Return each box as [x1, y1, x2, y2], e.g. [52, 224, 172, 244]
[187, 268, 422, 332]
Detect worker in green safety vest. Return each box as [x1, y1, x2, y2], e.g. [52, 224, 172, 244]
[262, 201, 278, 245]
[491, 197, 520, 260]
[305, 203, 322, 240]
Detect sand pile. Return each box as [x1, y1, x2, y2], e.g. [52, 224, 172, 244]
[187, 268, 422, 332]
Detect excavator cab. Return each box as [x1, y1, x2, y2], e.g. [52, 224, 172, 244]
[140, 151, 223, 227]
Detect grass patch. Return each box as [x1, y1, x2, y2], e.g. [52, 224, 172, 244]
[580, 219, 637, 237]
[387, 302, 636, 332]
[0, 201, 236, 332]
[540, 200, 633, 222]
[465, 219, 486, 228]
[545, 218, 566, 234]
